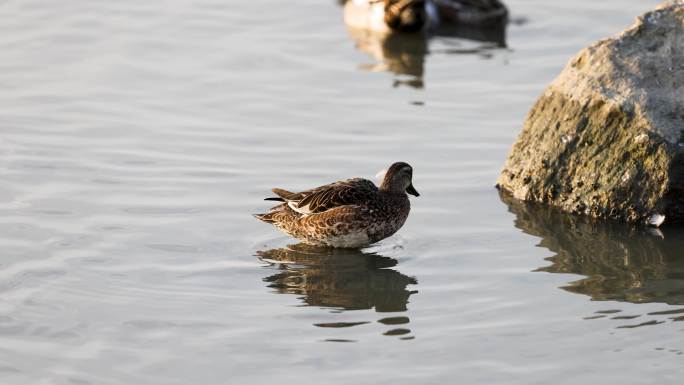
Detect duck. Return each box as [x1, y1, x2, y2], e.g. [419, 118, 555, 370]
[253, 162, 419, 248]
[343, 0, 508, 34]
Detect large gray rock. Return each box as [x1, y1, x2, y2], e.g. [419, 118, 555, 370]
[497, 1, 684, 226]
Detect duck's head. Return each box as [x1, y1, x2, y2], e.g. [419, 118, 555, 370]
[380, 162, 419, 196]
[384, 0, 427, 33]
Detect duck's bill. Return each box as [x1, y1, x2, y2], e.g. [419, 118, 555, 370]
[406, 184, 420, 197]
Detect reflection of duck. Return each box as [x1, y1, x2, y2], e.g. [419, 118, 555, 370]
[258, 243, 417, 337]
[501, 191, 684, 305]
[258, 243, 417, 311]
[340, 1, 507, 88]
[343, 0, 508, 33]
[349, 28, 428, 88]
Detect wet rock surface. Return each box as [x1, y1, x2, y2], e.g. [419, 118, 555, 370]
[497, 1, 684, 225]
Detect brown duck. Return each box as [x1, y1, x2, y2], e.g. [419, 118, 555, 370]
[254, 162, 419, 248]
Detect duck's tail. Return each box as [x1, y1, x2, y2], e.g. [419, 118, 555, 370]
[253, 212, 275, 223]
[253, 202, 288, 223]
[262, 188, 297, 203]
[264, 197, 284, 202]
[256, 189, 293, 220]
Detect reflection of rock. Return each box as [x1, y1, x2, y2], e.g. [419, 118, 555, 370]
[501, 191, 684, 305]
[258, 243, 417, 312]
[497, 2, 684, 225]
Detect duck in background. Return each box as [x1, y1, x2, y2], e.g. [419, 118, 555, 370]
[339, 0, 509, 88]
[343, 0, 508, 34]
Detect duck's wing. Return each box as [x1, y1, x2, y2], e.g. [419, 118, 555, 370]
[270, 178, 378, 215]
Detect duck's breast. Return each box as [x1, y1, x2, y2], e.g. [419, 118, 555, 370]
[366, 195, 411, 242]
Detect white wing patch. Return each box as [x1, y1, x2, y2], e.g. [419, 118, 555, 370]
[287, 201, 312, 215]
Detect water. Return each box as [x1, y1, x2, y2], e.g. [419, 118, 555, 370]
[0, 0, 681, 384]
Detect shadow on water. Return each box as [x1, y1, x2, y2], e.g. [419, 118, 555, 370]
[257, 243, 417, 340]
[341, 8, 507, 88]
[501, 192, 684, 328]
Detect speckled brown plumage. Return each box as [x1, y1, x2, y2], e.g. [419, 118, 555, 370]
[254, 162, 419, 248]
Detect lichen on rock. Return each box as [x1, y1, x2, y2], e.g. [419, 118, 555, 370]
[497, 1, 684, 226]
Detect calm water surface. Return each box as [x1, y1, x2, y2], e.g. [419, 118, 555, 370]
[1, 0, 682, 384]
